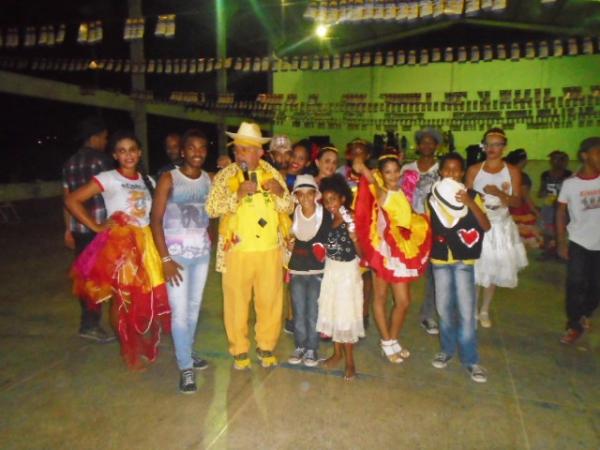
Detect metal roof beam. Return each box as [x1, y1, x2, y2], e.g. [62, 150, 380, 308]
[335, 21, 456, 53]
[0, 70, 267, 127]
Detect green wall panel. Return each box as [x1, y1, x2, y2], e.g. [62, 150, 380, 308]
[273, 55, 600, 159]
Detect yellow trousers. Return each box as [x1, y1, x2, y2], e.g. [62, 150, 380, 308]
[222, 248, 283, 356]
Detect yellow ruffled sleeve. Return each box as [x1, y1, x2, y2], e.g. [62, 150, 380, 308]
[381, 190, 412, 229]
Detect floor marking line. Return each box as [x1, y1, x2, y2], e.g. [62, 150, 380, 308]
[0, 343, 91, 393]
[497, 326, 532, 450]
[205, 367, 277, 449]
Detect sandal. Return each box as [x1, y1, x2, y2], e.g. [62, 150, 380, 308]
[391, 340, 410, 359]
[380, 340, 404, 364]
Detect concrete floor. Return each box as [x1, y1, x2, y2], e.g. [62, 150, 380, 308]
[0, 199, 598, 450]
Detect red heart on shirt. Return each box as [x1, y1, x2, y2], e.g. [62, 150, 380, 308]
[312, 243, 326, 262]
[457, 228, 480, 248]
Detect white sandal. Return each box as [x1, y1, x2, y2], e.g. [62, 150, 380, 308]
[380, 340, 404, 364]
[391, 340, 410, 359]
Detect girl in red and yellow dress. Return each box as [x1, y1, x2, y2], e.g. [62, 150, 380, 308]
[65, 131, 170, 370]
[354, 154, 431, 363]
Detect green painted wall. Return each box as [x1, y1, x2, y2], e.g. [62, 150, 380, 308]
[273, 54, 600, 159]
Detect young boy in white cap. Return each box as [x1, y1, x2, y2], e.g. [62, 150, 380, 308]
[286, 175, 332, 366]
[427, 153, 491, 383]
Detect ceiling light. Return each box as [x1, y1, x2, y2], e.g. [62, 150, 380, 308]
[315, 24, 329, 39]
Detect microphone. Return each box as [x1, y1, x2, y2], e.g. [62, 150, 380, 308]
[239, 161, 249, 181]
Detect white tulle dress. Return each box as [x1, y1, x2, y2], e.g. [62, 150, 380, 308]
[473, 164, 528, 288]
[316, 222, 365, 343]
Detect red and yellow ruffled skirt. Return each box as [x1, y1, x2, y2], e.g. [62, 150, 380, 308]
[71, 212, 170, 369]
[510, 204, 543, 249]
[355, 176, 431, 283]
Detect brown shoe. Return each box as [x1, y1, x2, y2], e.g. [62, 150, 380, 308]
[560, 328, 583, 345]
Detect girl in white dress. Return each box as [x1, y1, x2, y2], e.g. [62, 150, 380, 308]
[317, 174, 365, 381]
[466, 128, 528, 328]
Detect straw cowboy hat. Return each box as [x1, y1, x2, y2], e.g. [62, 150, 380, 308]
[226, 121, 271, 147]
[429, 178, 469, 228]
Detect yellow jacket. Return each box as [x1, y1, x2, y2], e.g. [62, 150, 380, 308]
[206, 160, 293, 272]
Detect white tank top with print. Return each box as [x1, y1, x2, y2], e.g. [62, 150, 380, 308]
[473, 162, 512, 210]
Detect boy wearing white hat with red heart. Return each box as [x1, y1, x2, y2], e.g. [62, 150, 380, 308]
[286, 174, 332, 367]
[427, 153, 491, 383]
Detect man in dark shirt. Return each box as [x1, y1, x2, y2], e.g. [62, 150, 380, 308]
[539, 150, 572, 258]
[155, 133, 183, 179]
[62, 117, 114, 343]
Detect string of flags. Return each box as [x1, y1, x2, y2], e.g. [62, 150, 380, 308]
[0, 0, 567, 48]
[304, 0, 557, 24]
[0, 14, 177, 48]
[0, 36, 597, 74]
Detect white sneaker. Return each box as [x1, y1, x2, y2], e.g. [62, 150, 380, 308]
[303, 349, 319, 367]
[468, 364, 488, 383]
[288, 347, 305, 365]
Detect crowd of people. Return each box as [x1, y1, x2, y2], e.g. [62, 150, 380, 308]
[62, 116, 600, 393]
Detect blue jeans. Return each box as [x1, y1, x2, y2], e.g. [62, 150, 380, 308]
[290, 274, 322, 351]
[419, 264, 437, 322]
[167, 255, 209, 370]
[432, 262, 479, 366]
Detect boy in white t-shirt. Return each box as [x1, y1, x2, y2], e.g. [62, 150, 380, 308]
[557, 137, 600, 344]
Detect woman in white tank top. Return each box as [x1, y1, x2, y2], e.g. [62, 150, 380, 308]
[150, 129, 213, 394]
[466, 128, 528, 328]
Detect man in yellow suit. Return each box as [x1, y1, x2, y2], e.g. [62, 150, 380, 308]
[206, 122, 293, 369]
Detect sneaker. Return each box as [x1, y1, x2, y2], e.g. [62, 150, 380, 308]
[256, 348, 278, 368]
[179, 369, 197, 394]
[432, 352, 452, 369]
[421, 319, 439, 335]
[467, 364, 487, 383]
[284, 319, 294, 335]
[288, 347, 305, 365]
[192, 356, 209, 371]
[79, 326, 116, 344]
[560, 328, 583, 345]
[303, 349, 319, 367]
[233, 353, 252, 370]
[479, 312, 492, 328]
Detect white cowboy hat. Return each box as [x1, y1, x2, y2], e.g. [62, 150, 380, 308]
[226, 121, 271, 147]
[292, 174, 321, 201]
[429, 178, 468, 228]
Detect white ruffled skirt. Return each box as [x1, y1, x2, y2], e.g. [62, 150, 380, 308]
[475, 207, 528, 288]
[316, 257, 365, 343]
